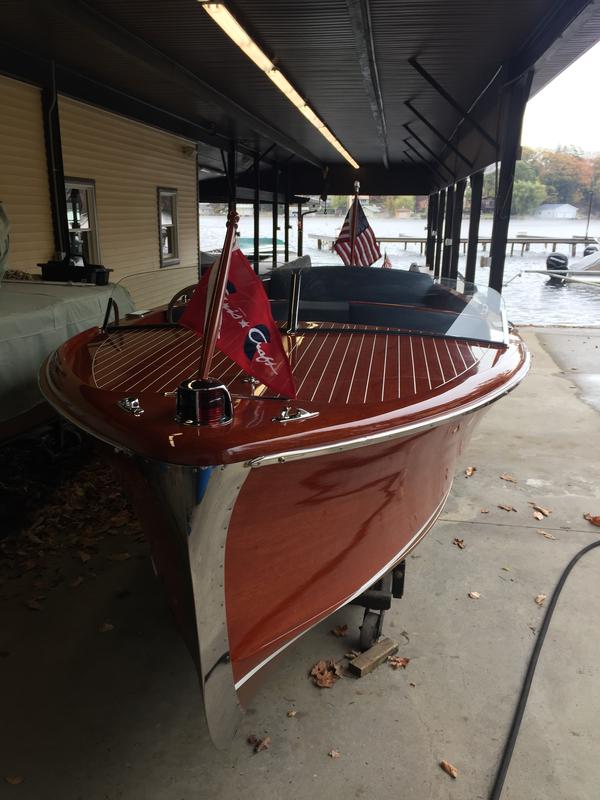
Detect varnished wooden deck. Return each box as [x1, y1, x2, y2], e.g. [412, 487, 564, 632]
[92, 323, 496, 405]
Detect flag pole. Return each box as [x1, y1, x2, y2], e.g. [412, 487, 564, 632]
[349, 180, 360, 266]
[198, 209, 239, 379]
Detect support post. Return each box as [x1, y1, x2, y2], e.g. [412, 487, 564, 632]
[41, 66, 69, 260]
[253, 152, 260, 274]
[489, 71, 533, 293]
[449, 179, 466, 280]
[227, 143, 236, 213]
[349, 181, 360, 266]
[283, 169, 290, 263]
[434, 189, 446, 279]
[297, 201, 304, 257]
[465, 171, 483, 284]
[272, 165, 279, 269]
[425, 193, 438, 270]
[441, 184, 455, 279]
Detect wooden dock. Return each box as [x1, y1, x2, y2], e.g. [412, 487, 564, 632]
[308, 233, 595, 257]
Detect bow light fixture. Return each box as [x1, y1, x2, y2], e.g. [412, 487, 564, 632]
[199, 2, 359, 169]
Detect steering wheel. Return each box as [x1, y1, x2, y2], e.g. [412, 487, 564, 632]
[166, 284, 197, 323]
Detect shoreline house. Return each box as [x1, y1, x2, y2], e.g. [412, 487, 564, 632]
[535, 203, 577, 219]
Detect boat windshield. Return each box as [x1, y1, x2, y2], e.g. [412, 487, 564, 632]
[267, 267, 508, 346]
[102, 264, 507, 346]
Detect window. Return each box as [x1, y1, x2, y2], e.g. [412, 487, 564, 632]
[158, 188, 179, 266]
[65, 179, 100, 265]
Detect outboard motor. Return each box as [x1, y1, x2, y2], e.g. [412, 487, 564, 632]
[583, 244, 599, 258]
[546, 252, 569, 284]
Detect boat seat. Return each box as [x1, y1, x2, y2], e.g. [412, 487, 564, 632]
[268, 265, 434, 305]
[270, 299, 350, 323]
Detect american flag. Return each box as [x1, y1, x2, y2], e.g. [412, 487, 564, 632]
[333, 198, 381, 266]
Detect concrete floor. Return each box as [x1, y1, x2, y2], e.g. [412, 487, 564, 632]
[1, 328, 600, 800]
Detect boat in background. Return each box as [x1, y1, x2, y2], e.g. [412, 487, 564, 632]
[39, 230, 529, 746]
[522, 241, 600, 287]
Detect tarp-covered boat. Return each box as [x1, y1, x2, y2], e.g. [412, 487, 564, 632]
[40, 225, 529, 745]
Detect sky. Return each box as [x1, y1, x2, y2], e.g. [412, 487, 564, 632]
[522, 39, 600, 154]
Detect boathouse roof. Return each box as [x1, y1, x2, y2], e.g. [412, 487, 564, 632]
[1, 0, 599, 195]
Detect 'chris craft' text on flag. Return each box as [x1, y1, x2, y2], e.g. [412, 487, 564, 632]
[333, 198, 381, 266]
[180, 249, 296, 398]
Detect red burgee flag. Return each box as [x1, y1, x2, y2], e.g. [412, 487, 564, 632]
[333, 197, 381, 266]
[180, 248, 296, 398]
[382, 251, 392, 269]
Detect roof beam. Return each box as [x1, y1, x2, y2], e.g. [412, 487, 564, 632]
[408, 57, 498, 149]
[346, 0, 389, 168]
[405, 101, 474, 168]
[403, 125, 455, 180]
[403, 147, 445, 188]
[51, 0, 324, 167]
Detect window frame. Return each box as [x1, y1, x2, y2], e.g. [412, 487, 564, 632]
[158, 187, 180, 267]
[64, 177, 101, 264]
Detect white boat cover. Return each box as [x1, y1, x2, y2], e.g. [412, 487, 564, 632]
[0, 280, 132, 423]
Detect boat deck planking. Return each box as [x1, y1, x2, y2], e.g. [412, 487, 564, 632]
[91, 322, 493, 407]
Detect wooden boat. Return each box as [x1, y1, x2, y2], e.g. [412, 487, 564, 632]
[39, 242, 529, 746]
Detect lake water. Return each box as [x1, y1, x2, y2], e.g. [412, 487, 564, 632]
[199, 212, 600, 326]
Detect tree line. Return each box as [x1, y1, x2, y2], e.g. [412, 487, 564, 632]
[485, 146, 599, 216]
[327, 146, 599, 217]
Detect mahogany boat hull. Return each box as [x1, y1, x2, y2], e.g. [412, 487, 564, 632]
[104, 408, 481, 745]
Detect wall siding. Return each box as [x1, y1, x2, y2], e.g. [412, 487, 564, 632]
[59, 97, 199, 282]
[0, 75, 54, 271]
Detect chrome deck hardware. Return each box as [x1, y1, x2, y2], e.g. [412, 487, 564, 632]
[272, 406, 319, 423]
[117, 396, 144, 416]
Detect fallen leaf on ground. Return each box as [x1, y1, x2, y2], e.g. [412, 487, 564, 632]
[247, 734, 271, 753]
[26, 598, 43, 611]
[452, 538, 465, 549]
[532, 510, 545, 521]
[98, 622, 114, 633]
[409, 681, 416, 687]
[464, 466, 477, 478]
[529, 502, 551, 517]
[4, 776, 24, 785]
[286, 709, 297, 718]
[344, 649, 361, 660]
[537, 529, 557, 540]
[480, 508, 490, 514]
[108, 552, 131, 562]
[468, 591, 481, 599]
[535, 594, 547, 607]
[310, 659, 343, 688]
[328, 750, 341, 759]
[498, 504, 517, 512]
[583, 513, 600, 528]
[388, 656, 410, 669]
[110, 512, 130, 527]
[78, 551, 92, 563]
[440, 760, 458, 779]
[69, 576, 84, 588]
[500, 474, 517, 483]
[330, 624, 348, 637]
[501, 567, 511, 572]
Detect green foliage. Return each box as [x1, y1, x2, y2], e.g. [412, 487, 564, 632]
[511, 180, 548, 215]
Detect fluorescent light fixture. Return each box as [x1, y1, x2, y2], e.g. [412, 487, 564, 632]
[199, 2, 359, 169]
